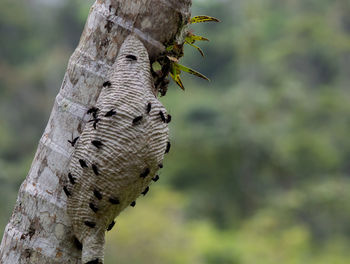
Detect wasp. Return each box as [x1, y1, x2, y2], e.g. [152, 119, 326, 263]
[86, 258, 100, 264]
[84, 221, 96, 228]
[88, 118, 100, 129]
[146, 102, 152, 114]
[165, 142, 171, 154]
[107, 221, 115, 231]
[79, 159, 88, 168]
[89, 203, 98, 213]
[132, 115, 143, 125]
[159, 111, 166, 122]
[63, 186, 71, 197]
[105, 109, 116, 117]
[93, 189, 102, 200]
[103, 81, 112, 87]
[109, 197, 120, 204]
[141, 186, 149, 196]
[166, 114, 172, 123]
[68, 172, 76, 184]
[91, 140, 103, 149]
[152, 175, 160, 182]
[91, 164, 99, 176]
[68, 136, 79, 147]
[140, 168, 150, 178]
[126, 54, 137, 61]
[87, 107, 99, 119]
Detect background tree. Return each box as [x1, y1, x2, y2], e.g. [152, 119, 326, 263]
[2, 0, 350, 263]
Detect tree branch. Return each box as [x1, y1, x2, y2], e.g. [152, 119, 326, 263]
[0, 0, 191, 263]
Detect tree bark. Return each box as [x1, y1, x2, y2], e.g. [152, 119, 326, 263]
[0, 0, 191, 263]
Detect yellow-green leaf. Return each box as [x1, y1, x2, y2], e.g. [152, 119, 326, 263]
[192, 35, 209, 42]
[185, 35, 209, 44]
[185, 40, 205, 56]
[174, 62, 210, 81]
[190, 15, 220, 24]
[185, 36, 195, 44]
[170, 63, 185, 90]
[170, 72, 185, 90]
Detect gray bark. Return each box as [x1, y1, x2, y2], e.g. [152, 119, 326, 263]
[0, 0, 191, 263]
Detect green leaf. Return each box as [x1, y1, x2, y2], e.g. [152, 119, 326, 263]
[174, 62, 210, 81]
[152, 61, 162, 72]
[166, 45, 174, 52]
[190, 15, 220, 24]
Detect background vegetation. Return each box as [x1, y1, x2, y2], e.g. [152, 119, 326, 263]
[1, 0, 350, 263]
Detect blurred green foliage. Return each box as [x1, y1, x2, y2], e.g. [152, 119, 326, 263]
[1, 0, 350, 263]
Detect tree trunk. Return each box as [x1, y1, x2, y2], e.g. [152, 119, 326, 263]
[0, 0, 191, 263]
